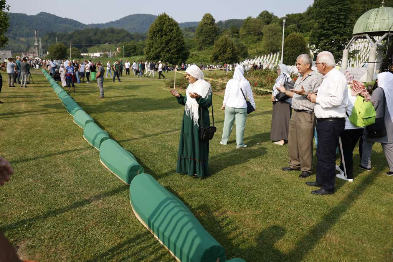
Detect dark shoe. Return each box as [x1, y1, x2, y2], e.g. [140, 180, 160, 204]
[387, 171, 393, 176]
[359, 165, 371, 171]
[311, 188, 334, 195]
[299, 171, 312, 178]
[282, 166, 300, 171]
[0, 101, 3, 103]
[306, 181, 319, 187]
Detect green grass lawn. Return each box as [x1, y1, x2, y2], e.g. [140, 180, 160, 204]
[0, 70, 392, 262]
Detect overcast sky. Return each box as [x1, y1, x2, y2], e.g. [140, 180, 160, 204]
[8, 0, 314, 24]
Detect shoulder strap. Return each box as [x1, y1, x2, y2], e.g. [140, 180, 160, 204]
[199, 95, 214, 128]
[240, 88, 247, 101]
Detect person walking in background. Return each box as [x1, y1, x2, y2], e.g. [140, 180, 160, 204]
[278, 54, 323, 178]
[360, 72, 393, 176]
[119, 59, 123, 76]
[220, 65, 255, 148]
[132, 61, 137, 76]
[20, 57, 29, 88]
[15, 56, 21, 85]
[148, 61, 155, 77]
[79, 60, 85, 83]
[106, 61, 112, 78]
[125, 60, 130, 75]
[85, 61, 91, 83]
[170, 65, 212, 178]
[66, 62, 75, 92]
[59, 64, 66, 87]
[0, 72, 3, 103]
[270, 64, 293, 146]
[306, 51, 348, 195]
[112, 61, 121, 82]
[6, 58, 15, 87]
[158, 61, 165, 79]
[96, 61, 105, 99]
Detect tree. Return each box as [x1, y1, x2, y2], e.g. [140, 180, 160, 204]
[310, 0, 352, 60]
[0, 0, 10, 47]
[47, 43, 67, 60]
[195, 13, 219, 50]
[257, 11, 278, 25]
[145, 13, 189, 64]
[70, 47, 82, 59]
[211, 36, 239, 64]
[283, 33, 309, 65]
[261, 24, 282, 54]
[239, 17, 264, 42]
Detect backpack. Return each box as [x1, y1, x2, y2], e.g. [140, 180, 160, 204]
[348, 95, 376, 127]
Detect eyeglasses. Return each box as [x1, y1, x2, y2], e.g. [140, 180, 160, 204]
[315, 62, 325, 65]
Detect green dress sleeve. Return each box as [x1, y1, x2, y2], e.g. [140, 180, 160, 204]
[177, 94, 187, 105]
[197, 93, 212, 108]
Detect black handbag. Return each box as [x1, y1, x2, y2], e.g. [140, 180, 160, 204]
[366, 89, 387, 138]
[275, 76, 294, 102]
[199, 99, 216, 142]
[240, 88, 255, 114]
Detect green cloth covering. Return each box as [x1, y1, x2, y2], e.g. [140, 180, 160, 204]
[130, 173, 227, 262]
[83, 122, 109, 149]
[349, 95, 376, 127]
[176, 94, 212, 178]
[58, 91, 70, 101]
[73, 110, 94, 129]
[100, 139, 143, 184]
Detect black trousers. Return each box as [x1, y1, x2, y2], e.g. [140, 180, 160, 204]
[126, 68, 130, 75]
[316, 119, 345, 191]
[113, 71, 121, 82]
[339, 128, 364, 179]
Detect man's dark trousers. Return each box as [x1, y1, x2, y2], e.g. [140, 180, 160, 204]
[316, 118, 345, 192]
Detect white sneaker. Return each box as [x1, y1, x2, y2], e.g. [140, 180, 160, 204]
[336, 170, 353, 182]
[219, 141, 227, 145]
[236, 144, 247, 148]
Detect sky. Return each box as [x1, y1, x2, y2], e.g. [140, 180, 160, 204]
[7, 0, 315, 24]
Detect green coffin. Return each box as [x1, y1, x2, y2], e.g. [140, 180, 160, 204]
[99, 139, 143, 184]
[61, 96, 82, 115]
[73, 110, 94, 129]
[83, 122, 109, 150]
[130, 173, 227, 262]
[58, 91, 70, 101]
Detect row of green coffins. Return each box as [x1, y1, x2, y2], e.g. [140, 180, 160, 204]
[41, 69, 245, 262]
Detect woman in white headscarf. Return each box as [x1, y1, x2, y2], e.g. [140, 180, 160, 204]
[59, 64, 66, 87]
[270, 64, 292, 146]
[170, 65, 212, 178]
[220, 65, 255, 148]
[361, 71, 393, 176]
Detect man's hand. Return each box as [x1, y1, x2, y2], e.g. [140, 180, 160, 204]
[292, 86, 306, 96]
[189, 92, 200, 99]
[307, 93, 317, 103]
[0, 156, 13, 186]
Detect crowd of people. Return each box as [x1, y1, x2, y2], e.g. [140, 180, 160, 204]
[169, 51, 392, 197]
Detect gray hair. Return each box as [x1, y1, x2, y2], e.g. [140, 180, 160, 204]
[297, 54, 312, 68]
[317, 51, 335, 67]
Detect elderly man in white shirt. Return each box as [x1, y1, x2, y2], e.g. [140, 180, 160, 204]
[306, 51, 348, 195]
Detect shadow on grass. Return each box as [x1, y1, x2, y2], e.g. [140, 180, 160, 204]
[10, 146, 92, 164]
[83, 232, 169, 262]
[1, 185, 128, 233]
[0, 110, 64, 119]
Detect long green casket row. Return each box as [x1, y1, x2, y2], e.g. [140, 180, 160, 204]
[61, 96, 82, 116]
[42, 69, 245, 262]
[99, 139, 144, 185]
[130, 173, 245, 262]
[83, 122, 109, 149]
[73, 110, 94, 129]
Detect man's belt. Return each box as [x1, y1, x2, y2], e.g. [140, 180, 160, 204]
[294, 109, 313, 114]
[317, 117, 345, 122]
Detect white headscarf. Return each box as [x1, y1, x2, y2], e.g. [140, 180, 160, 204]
[278, 64, 290, 77]
[378, 72, 393, 122]
[185, 65, 211, 125]
[186, 65, 204, 80]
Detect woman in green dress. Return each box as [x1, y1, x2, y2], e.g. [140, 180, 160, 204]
[170, 65, 212, 178]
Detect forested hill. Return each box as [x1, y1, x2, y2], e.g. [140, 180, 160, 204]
[7, 12, 198, 37]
